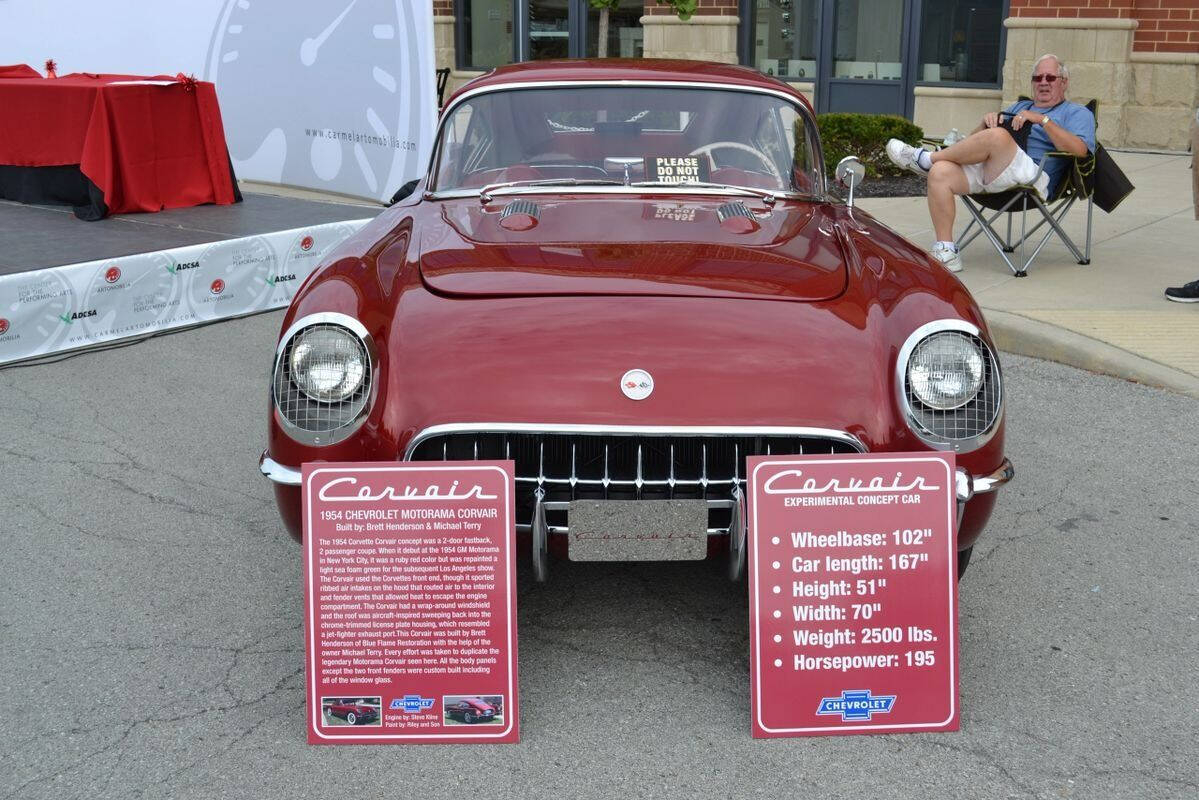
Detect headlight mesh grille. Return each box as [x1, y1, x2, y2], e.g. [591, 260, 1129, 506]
[904, 331, 1000, 441]
[273, 323, 371, 441]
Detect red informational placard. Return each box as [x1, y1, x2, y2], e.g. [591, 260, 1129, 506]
[748, 453, 958, 737]
[302, 462, 518, 744]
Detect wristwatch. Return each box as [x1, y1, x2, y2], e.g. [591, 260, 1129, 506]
[1041, 115, 1051, 126]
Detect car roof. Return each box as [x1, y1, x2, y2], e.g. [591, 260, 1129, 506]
[444, 59, 810, 112]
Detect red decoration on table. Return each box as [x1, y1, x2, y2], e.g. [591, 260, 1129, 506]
[175, 72, 198, 92]
[44, 59, 57, 78]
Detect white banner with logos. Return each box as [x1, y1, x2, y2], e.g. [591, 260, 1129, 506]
[0, 221, 371, 366]
[0, 0, 436, 202]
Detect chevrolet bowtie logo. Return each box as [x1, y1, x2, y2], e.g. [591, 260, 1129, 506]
[817, 689, 896, 722]
[391, 694, 435, 713]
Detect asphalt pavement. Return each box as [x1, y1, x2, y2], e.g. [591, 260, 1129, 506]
[1, 312, 1196, 800]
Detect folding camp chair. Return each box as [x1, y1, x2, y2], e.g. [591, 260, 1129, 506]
[953, 98, 1099, 277]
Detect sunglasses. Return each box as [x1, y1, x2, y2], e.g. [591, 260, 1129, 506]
[1031, 74, 1060, 83]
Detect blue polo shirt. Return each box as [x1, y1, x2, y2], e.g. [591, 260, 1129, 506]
[1006, 99, 1097, 195]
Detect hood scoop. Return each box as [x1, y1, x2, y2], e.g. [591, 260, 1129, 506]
[498, 199, 541, 231]
[716, 201, 761, 234]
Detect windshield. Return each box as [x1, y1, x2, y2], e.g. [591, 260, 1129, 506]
[432, 85, 822, 197]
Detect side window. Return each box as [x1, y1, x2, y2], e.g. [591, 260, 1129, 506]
[783, 109, 819, 194]
[460, 107, 495, 175]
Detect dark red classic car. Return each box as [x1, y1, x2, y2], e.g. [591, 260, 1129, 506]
[260, 60, 1012, 579]
[325, 699, 379, 725]
[445, 697, 498, 724]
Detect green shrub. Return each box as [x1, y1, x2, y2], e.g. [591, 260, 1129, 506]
[817, 113, 925, 179]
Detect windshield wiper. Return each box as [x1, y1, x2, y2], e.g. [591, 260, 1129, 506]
[630, 180, 779, 206]
[478, 178, 623, 203]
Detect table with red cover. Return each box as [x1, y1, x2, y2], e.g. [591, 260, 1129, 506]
[0, 68, 240, 220]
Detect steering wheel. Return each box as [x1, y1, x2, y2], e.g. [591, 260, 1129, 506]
[689, 141, 782, 181]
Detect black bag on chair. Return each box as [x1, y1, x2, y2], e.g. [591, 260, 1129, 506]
[1089, 143, 1134, 213]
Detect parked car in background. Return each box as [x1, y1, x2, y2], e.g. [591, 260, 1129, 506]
[260, 59, 1012, 580]
[445, 697, 498, 724]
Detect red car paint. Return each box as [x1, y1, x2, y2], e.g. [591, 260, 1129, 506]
[264, 60, 1007, 566]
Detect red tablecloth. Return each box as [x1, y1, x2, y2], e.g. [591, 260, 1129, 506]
[0, 69, 238, 218]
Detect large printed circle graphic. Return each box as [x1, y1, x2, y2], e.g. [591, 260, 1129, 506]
[81, 254, 183, 339]
[205, 0, 425, 201]
[189, 236, 277, 320]
[2, 270, 75, 360]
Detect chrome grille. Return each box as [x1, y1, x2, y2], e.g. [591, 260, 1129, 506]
[406, 428, 863, 533]
[904, 331, 1001, 442]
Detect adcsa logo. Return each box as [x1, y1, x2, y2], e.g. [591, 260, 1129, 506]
[265, 273, 297, 287]
[300, 235, 315, 251]
[104, 266, 122, 284]
[0, 318, 9, 335]
[165, 259, 200, 275]
[210, 279, 225, 295]
[58, 309, 98, 324]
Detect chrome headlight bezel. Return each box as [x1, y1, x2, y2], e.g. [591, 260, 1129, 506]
[896, 320, 1003, 451]
[272, 313, 377, 446]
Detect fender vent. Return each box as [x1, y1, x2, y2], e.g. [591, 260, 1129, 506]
[716, 201, 754, 223]
[498, 199, 540, 231]
[716, 201, 760, 233]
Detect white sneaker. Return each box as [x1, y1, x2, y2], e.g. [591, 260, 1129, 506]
[931, 244, 963, 273]
[886, 139, 929, 176]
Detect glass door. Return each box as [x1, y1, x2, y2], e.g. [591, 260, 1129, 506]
[528, 0, 573, 60]
[517, 0, 644, 61]
[816, 0, 915, 117]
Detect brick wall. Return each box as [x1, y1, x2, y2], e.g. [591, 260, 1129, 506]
[1008, 1, 1199, 54]
[433, 0, 453, 15]
[1007, 0, 1134, 19]
[1131, 0, 1199, 53]
[643, 1, 739, 17]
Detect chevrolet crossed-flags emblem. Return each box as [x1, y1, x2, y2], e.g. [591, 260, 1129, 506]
[816, 689, 896, 722]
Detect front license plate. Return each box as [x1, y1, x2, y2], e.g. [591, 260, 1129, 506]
[567, 500, 708, 561]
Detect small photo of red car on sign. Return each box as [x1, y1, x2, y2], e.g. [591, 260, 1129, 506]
[442, 695, 504, 726]
[321, 696, 382, 726]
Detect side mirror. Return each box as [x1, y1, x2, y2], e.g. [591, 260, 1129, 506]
[835, 156, 866, 208]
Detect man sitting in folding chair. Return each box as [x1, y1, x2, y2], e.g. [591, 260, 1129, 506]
[885, 53, 1096, 275]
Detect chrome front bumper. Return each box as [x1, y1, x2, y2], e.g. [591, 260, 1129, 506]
[260, 453, 302, 485]
[260, 451, 1014, 580]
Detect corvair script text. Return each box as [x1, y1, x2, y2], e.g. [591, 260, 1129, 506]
[763, 470, 940, 495]
[318, 477, 499, 503]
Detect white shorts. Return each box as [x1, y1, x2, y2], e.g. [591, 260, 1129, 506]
[961, 148, 1049, 198]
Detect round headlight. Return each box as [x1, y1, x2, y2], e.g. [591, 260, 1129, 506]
[907, 332, 984, 410]
[289, 326, 367, 402]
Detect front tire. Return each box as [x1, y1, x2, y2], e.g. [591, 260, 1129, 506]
[464, 711, 478, 724]
[957, 546, 973, 579]
[346, 711, 357, 725]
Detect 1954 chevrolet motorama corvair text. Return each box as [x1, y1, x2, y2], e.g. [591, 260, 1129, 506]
[259, 59, 1012, 580]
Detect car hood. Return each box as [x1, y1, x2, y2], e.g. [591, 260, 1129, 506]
[418, 196, 847, 302]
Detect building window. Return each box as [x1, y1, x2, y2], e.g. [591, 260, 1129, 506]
[917, 0, 1005, 85]
[833, 0, 904, 80]
[459, 1, 644, 69]
[587, 0, 644, 58]
[459, 0, 515, 71]
[529, 0, 570, 60]
[753, 0, 819, 81]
